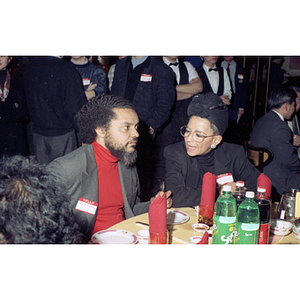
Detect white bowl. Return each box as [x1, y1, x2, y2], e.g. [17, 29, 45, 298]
[192, 223, 209, 233]
[189, 236, 202, 244]
[270, 219, 293, 236]
[292, 226, 300, 241]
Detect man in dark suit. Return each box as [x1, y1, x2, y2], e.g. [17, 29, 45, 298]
[221, 56, 248, 144]
[250, 87, 300, 195]
[48, 94, 172, 242]
[111, 56, 175, 200]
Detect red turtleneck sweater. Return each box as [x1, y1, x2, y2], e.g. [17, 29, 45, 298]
[92, 141, 125, 234]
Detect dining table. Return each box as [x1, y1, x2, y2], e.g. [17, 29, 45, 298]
[94, 204, 300, 245]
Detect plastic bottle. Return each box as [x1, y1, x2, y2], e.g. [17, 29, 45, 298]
[234, 191, 260, 244]
[232, 181, 246, 210]
[255, 186, 271, 244]
[212, 185, 237, 244]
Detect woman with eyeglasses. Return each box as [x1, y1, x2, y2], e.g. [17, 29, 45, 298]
[163, 92, 261, 207]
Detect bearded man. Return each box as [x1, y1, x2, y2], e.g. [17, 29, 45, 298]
[48, 94, 172, 242]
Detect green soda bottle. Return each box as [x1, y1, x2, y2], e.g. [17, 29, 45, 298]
[212, 185, 237, 244]
[234, 191, 260, 244]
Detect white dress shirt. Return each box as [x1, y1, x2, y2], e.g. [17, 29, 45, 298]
[202, 63, 232, 100]
[162, 57, 199, 84]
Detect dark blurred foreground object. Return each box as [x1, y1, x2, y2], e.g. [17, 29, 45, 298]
[0, 155, 84, 244]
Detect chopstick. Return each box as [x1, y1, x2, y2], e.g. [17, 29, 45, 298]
[136, 221, 149, 229]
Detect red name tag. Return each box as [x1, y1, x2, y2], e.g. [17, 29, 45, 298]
[75, 198, 97, 215]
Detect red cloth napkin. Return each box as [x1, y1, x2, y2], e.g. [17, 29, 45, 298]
[200, 172, 216, 206]
[148, 193, 167, 234]
[197, 231, 209, 244]
[257, 173, 272, 198]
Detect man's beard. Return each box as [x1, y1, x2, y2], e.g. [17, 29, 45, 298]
[104, 136, 138, 166]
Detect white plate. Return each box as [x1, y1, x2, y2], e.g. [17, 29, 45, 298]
[167, 209, 190, 225]
[92, 229, 138, 244]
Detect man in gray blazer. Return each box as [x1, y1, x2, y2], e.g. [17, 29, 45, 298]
[48, 94, 172, 242]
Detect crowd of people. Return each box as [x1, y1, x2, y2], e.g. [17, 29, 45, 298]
[1, 55, 300, 243]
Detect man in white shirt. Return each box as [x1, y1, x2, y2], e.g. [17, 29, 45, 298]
[196, 56, 232, 106]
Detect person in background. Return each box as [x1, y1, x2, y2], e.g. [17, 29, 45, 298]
[70, 56, 107, 100]
[287, 86, 300, 158]
[107, 56, 127, 91]
[164, 92, 261, 208]
[23, 56, 87, 164]
[48, 94, 172, 242]
[0, 56, 28, 157]
[269, 56, 288, 93]
[196, 56, 232, 106]
[221, 56, 248, 144]
[111, 56, 175, 201]
[250, 87, 300, 195]
[0, 155, 83, 244]
[184, 56, 203, 69]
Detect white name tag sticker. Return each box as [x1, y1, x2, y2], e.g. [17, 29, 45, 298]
[75, 198, 97, 215]
[140, 74, 152, 82]
[216, 173, 234, 186]
[82, 78, 90, 86]
[237, 74, 244, 80]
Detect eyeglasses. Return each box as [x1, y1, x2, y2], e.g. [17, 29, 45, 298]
[180, 125, 215, 143]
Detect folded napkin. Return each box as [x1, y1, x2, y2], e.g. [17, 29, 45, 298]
[149, 193, 167, 234]
[257, 173, 272, 198]
[200, 172, 216, 206]
[197, 231, 209, 244]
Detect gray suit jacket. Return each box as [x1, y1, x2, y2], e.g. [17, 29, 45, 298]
[48, 144, 150, 241]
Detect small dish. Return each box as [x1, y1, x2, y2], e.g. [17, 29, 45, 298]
[292, 226, 300, 241]
[270, 219, 293, 236]
[192, 223, 209, 232]
[189, 236, 202, 244]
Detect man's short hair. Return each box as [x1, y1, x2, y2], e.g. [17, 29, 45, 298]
[290, 86, 300, 94]
[75, 94, 136, 144]
[0, 155, 83, 244]
[268, 87, 297, 110]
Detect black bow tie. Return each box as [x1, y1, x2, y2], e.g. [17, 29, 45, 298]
[209, 68, 218, 72]
[169, 62, 179, 66]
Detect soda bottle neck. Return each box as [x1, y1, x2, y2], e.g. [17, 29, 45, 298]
[256, 192, 266, 199]
[222, 191, 231, 196]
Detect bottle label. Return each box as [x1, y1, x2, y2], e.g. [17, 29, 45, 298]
[212, 216, 237, 244]
[258, 223, 270, 244]
[235, 222, 259, 244]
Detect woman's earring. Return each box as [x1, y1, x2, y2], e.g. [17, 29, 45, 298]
[211, 144, 216, 149]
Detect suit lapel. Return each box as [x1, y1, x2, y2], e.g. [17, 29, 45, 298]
[214, 144, 231, 175]
[118, 162, 135, 219]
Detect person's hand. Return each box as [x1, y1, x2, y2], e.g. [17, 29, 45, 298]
[219, 95, 231, 105]
[237, 109, 244, 119]
[150, 190, 173, 208]
[293, 134, 300, 147]
[86, 82, 97, 91]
